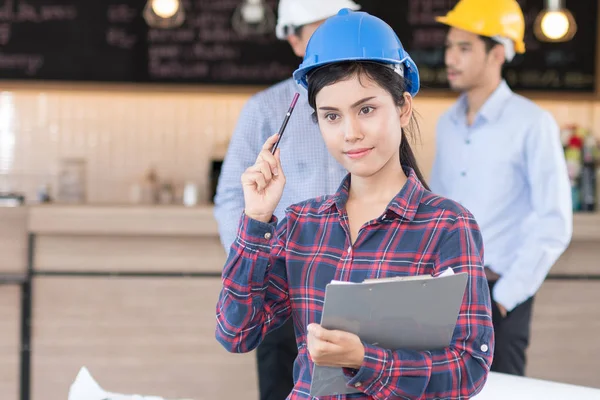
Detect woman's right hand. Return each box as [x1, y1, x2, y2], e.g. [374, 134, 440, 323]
[242, 134, 286, 223]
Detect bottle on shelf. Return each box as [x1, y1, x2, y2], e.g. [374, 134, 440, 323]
[580, 135, 598, 212]
[565, 136, 583, 212]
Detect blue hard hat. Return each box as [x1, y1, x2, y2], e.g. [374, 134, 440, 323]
[293, 8, 420, 97]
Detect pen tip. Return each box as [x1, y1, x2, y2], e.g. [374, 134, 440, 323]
[291, 92, 300, 108]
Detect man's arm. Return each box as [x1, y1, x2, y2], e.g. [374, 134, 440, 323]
[493, 111, 573, 312]
[214, 97, 269, 253]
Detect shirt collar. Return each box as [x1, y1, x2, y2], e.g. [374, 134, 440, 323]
[317, 166, 425, 222]
[450, 80, 513, 124]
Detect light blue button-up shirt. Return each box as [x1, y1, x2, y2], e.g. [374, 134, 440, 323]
[214, 78, 347, 252]
[430, 80, 573, 311]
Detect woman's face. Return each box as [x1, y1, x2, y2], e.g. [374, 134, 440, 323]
[315, 73, 412, 178]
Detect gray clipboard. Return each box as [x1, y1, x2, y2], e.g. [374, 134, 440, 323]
[309, 272, 469, 397]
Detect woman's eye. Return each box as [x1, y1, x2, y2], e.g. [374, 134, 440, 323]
[325, 113, 339, 122]
[359, 106, 374, 115]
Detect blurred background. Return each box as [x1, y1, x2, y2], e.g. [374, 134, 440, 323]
[0, 0, 599, 399]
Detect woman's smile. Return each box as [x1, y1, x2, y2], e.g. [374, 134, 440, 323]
[344, 147, 373, 159]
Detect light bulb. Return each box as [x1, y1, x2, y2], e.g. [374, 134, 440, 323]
[541, 11, 569, 40]
[232, 0, 275, 36]
[151, 0, 179, 19]
[533, 7, 577, 43]
[242, 2, 264, 24]
[144, 0, 185, 28]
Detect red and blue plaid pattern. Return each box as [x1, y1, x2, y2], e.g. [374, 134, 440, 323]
[216, 168, 494, 399]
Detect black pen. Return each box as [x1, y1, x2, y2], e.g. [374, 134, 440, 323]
[271, 92, 300, 154]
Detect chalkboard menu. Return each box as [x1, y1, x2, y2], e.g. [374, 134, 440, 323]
[383, 0, 598, 92]
[0, 0, 299, 84]
[0, 0, 596, 92]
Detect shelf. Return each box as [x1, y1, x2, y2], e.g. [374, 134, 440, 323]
[573, 212, 600, 241]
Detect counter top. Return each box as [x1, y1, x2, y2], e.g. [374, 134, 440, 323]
[16, 204, 600, 240]
[0, 207, 28, 274]
[28, 204, 218, 236]
[572, 213, 600, 241]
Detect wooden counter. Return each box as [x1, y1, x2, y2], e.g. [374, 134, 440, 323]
[28, 205, 226, 274]
[31, 276, 257, 400]
[572, 212, 600, 242]
[24, 205, 252, 400]
[528, 280, 600, 387]
[0, 204, 598, 400]
[0, 284, 20, 400]
[26, 204, 600, 240]
[0, 208, 26, 400]
[544, 213, 600, 276]
[24, 205, 600, 276]
[0, 207, 28, 276]
[27, 205, 219, 236]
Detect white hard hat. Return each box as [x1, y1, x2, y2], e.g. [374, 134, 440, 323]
[275, 0, 361, 40]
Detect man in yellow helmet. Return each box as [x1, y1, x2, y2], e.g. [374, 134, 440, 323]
[430, 0, 573, 376]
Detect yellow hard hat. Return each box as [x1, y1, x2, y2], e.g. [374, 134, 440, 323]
[435, 0, 526, 54]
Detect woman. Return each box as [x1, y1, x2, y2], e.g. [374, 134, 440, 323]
[216, 9, 494, 400]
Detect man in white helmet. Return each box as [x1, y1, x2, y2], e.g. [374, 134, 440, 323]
[214, 1, 360, 398]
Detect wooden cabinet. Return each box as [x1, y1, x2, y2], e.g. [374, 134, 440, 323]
[0, 207, 28, 275]
[3, 205, 595, 399]
[0, 285, 21, 400]
[31, 277, 257, 400]
[34, 235, 225, 273]
[27, 205, 254, 400]
[528, 281, 600, 387]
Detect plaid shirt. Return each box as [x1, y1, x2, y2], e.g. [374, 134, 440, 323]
[216, 168, 494, 399]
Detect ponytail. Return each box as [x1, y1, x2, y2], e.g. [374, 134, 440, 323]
[400, 129, 430, 191]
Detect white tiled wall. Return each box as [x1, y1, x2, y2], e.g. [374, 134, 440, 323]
[0, 84, 597, 204]
[0, 87, 248, 204]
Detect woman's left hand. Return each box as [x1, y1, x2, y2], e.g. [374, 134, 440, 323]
[307, 323, 365, 369]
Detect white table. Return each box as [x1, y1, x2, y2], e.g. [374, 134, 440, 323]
[475, 372, 600, 399]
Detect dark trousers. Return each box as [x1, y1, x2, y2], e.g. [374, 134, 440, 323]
[488, 280, 535, 376]
[256, 318, 298, 400]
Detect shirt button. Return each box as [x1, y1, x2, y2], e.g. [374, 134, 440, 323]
[461, 171, 466, 177]
[264, 232, 272, 240]
[481, 344, 489, 352]
[354, 382, 362, 388]
[465, 139, 471, 144]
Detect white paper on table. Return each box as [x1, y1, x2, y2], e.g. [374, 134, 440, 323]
[67, 366, 194, 400]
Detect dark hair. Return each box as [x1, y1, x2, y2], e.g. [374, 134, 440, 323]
[479, 35, 501, 53]
[306, 61, 430, 191]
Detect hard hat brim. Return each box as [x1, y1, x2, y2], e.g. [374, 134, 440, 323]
[435, 15, 473, 34]
[435, 16, 525, 54]
[293, 57, 420, 97]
